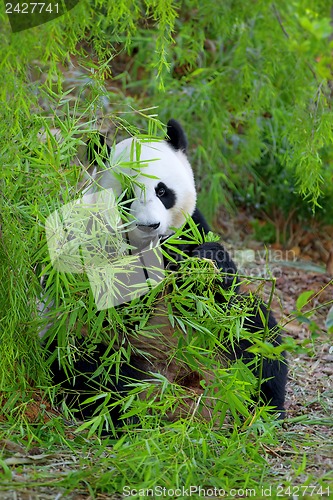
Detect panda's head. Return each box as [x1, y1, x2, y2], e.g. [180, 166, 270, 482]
[89, 119, 196, 249]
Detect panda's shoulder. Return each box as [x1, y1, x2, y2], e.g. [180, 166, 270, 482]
[192, 207, 211, 234]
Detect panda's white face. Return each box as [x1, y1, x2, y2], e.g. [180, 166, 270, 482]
[89, 138, 196, 249]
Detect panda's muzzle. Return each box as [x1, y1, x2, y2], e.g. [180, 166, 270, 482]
[136, 223, 160, 233]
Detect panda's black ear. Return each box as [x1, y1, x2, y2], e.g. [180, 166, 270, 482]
[87, 134, 110, 165]
[166, 119, 188, 153]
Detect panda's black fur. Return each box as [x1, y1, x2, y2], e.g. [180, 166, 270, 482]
[48, 120, 287, 426]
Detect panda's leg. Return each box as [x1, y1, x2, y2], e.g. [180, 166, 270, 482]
[48, 340, 145, 427]
[260, 356, 287, 417]
[238, 304, 287, 416]
[48, 342, 108, 419]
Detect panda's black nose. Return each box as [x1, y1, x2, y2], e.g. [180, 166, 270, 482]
[136, 223, 160, 233]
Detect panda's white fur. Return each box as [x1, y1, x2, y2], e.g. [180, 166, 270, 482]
[86, 138, 196, 249]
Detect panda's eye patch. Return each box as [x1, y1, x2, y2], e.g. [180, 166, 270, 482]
[155, 183, 167, 198]
[155, 182, 176, 209]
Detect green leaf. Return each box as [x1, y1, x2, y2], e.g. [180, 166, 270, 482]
[296, 290, 314, 311]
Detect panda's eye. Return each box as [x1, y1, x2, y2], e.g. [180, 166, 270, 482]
[156, 185, 166, 198]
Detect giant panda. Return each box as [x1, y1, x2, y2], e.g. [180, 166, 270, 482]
[47, 119, 287, 427]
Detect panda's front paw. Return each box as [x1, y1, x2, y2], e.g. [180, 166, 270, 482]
[191, 242, 239, 291]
